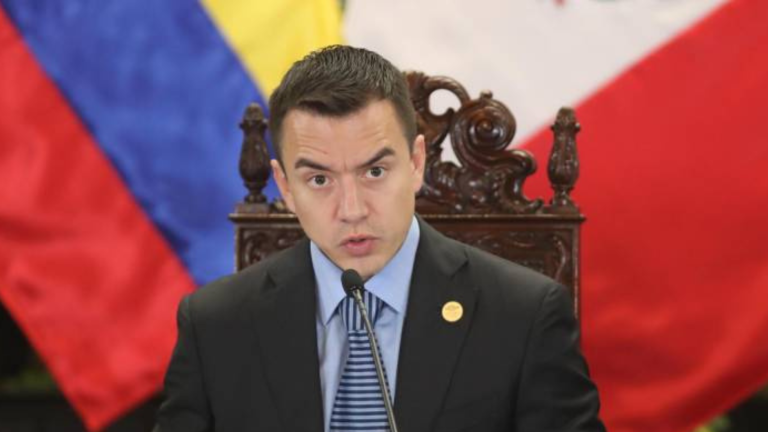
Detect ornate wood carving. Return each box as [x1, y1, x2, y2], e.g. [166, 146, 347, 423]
[238, 103, 271, 209]
[442, 229, 573, 293]
[237, 227, 305, 268]
[407, 72, 543, 214]
[548, 107, 581, 213]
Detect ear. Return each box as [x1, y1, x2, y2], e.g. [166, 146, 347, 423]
[271, 159, 296, 213]
[411, 134, 426, 192]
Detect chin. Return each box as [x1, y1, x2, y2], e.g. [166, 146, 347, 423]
[347, 259, 384, 281]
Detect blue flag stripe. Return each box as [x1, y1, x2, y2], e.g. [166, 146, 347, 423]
[2, 0, 278, 285]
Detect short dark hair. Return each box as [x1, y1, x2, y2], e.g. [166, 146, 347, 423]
[268, 45, 417, 164]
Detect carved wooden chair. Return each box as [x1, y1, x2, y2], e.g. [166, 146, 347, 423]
[230, 71, 584, 317]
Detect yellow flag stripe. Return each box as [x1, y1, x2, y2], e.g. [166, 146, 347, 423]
[201, 0, 343, 96]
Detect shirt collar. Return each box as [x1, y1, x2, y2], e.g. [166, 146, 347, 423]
[312, 215, 421, 326]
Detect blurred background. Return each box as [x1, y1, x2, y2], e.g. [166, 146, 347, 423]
[2, 0, 767, 431]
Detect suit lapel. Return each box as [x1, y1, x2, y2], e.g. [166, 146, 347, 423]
[249, 239, 324, 432]
[395, 220, 476, 432]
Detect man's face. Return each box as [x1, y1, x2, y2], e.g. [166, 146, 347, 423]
[271, 100, 426, 280]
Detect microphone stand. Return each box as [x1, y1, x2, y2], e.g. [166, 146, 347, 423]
[349, 287, 399, 432]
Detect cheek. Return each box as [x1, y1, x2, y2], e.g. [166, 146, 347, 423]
[292, 189, 335, 220]
[373, 182, 415, 213]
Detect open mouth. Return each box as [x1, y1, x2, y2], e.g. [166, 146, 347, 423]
[342, 236, 375, 256]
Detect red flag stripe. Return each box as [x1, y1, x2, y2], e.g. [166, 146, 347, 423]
[0, 8, 194, 431]
[522, 0, 768, 431]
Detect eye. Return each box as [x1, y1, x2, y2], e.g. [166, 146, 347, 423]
[365, 166, 387, 179]
[308, 175, 330, 188]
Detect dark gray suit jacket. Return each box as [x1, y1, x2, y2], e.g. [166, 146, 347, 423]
[155, 219, 605, 432]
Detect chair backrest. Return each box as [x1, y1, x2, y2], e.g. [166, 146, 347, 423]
[230, 71, 584, 317]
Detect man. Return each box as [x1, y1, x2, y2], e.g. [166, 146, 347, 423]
[155, 45, 605, 432]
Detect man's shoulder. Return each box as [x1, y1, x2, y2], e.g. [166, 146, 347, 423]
[419, 218, 561, 303]
[464, 243, 554, 289]
[184, 240, 307, 319]
[422, 228, 573, 341]
[437, 231, 562, 308]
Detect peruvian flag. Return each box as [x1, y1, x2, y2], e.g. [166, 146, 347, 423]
[345, 1, 768, 431]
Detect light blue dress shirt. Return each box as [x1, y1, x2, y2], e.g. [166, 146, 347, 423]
[311, 216, 420, 432]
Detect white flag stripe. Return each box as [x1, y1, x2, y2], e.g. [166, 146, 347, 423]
[344, 0, 726, 144]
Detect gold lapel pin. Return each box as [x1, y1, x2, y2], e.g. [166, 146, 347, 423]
[442, 301, 463, 323]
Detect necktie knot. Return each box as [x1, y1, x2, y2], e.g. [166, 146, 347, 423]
[339, 291, 384, 333]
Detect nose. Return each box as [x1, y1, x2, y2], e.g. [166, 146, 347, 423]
[338, 176, 368, 223]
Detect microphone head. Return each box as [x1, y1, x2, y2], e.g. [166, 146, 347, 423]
[341, 269, 365, 297]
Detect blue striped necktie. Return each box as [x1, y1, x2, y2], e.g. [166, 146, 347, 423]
[329, 291, 391, 431]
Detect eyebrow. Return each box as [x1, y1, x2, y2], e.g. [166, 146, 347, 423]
[293, 147, 396, 171]
[294, 158, 331, 171]
[358, 147, 395, 169]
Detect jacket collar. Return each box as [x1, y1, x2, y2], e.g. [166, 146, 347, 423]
[394, 217, 476, 431]
[250, 238, 324, 432]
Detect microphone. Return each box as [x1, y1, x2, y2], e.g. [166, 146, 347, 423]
[340, 269, 399, 432]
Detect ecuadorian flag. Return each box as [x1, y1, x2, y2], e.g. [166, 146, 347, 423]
[0, 1, 340, 429]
